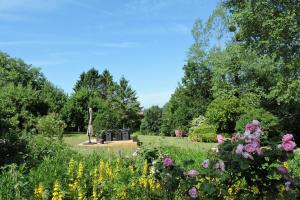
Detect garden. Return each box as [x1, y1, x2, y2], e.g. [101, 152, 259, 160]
[1, 0, 300, 199]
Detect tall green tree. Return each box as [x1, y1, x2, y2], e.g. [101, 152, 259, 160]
[115, 77, 141, 131]
[140, 106, 163, 135]
[224, 0, 300, 139]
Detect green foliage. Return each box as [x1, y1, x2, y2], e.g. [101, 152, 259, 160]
[0, 164, 26, 200]
[93, 104, 120, 131]
[140, 106, 163, 135]
[189, 120, 217, 143]
[236, 108, 280, 136]
[37, 113, 66, 140]
[289, 151, 300, 178]
[205, 95, 241, 133]
[64, 69, 141, 132]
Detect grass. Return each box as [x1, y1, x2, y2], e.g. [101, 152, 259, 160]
[63, 133, 217, 165]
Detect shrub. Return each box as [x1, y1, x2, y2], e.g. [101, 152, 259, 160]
[236, 108, 280, 137]
[0, 164, 26, 200]
[188, 117, 217, 143]
[93, 109, 119, 132]
[36, 113, 66, 140]
[205, 95, 241, 133]
[289, 151, 300, 178]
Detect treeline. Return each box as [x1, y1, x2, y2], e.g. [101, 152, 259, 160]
[0, 54, 141, 166]
[141, 1, 300, 143]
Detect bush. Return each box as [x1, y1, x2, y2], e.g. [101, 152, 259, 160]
[188, 120, 217, 143]
[94, 109, 119, 132]
[205, 95, 241, 133]
[36, 113, 66, 140]
[289, 151, 300, 178]
[236, 108, 280, 137]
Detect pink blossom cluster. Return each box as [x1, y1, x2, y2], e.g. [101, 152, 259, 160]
[184, 169, 200, 178]
[215, 160, 225, 172]
[175, 130, 184, 137]
[188, 187, 198, 199]
[163, 157, 173, 167]
[217, 134, 224, 144]
[278, 134, 297, 152]
[235, 120, 263, 159]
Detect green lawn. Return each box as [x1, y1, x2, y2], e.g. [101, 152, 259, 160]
[63, 133, 217, 166]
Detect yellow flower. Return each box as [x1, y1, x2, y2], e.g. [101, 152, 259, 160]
[77, 161, 84, 180]
[283, 162, 288, 169]
[143, 160, 148, 176]
[68, 159, 74, 181]
[78, 186, 83, 200]
[34, 187, 39, 200]
[52, 180, 62, 200]
[117, 191, 127, 200]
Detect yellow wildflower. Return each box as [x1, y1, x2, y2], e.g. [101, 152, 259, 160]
[77, 161, 83, 180]
[52, 180, 62, 200]
[143, 160, 148, 176]
[283, 162, 288, 169]
[68, 159, 74, 181]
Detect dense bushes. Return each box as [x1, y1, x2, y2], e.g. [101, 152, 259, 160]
[188, 117, 217, 143]
[37, 113, 66, 140]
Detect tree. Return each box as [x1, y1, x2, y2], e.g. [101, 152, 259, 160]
[115, 77, 141, 131]
[140, 106, 163, 135]
[74, 67, 101, 92]
[224, 0, 300, 141]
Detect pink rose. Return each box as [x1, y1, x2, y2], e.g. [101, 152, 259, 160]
[217, 134, 224, 144]
[215, 160, 225, 172]
[201, 160, 209, 168]
[236, 144, 244, 155]
[245, 139, 260, 153]
[282, 140, 296, 151]
[163, 157, 173, 167]
[187, 170, 199, 178]
[245, 123, 258, 133]
[277, 167, 288, 175]
[282, 134, 294, 143]
[188, 187, 198, 199]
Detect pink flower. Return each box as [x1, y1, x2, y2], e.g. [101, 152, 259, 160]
[236, 144, 244, 155]
[282, 134, 294, 143]
[175, 130, 183, 137]
[215, 160, 225, 172]
[244, 140, 260, 153]
[282, 140, 296, 151]
[245, 123, 258, 133]
[201, 160, 209, 168]
[277, 167, 289, 175]
[187, 170, 199, 178]
[163, 157, 173, 167]
[217, 134, 224, 144]
[188, 187, 198, 199]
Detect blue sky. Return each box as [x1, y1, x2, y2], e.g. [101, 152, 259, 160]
[0, 0, 219, 108]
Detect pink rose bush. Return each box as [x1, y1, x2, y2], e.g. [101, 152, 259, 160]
[278, 133, 297, 152]
[175, 130, 184, 137]
[141, 120, 299, 199]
